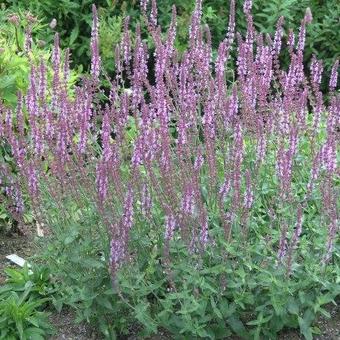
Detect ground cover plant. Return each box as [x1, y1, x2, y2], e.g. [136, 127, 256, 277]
[0, 264, 55, 339]
[0, 0, 339, 339]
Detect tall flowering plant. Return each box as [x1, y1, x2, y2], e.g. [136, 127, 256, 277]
[0, 1, 339, 337]
[1, 0, 338, 277]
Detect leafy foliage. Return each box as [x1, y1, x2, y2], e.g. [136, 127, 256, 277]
[0, 264, 55, 339]
[3, 0, 339, 77]
[39, 178, 339, 339]
[0, 9, 49, 107]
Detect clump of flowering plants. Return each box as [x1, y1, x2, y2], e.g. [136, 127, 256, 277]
[1, 0, 339, 338]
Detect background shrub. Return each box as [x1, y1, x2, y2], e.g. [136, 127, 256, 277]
[2, 0, 339, 79]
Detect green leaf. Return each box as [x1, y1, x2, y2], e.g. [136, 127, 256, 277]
[210, 297, 222, 319]
[287, 298, 299, 315]
[69, 26, 79, 45]
[246, 312, 272, 326]
[134, 302, 157, 334]
[96, 296, 113, 310]
[24, 328, 45, 340]
[80, 258, 104, 269]
[227, 316, 248, 338]
[298, 309, 315, 340]
[298, 317, 313, 340]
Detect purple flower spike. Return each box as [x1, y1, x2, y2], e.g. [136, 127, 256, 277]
[90, 5, 101, 81]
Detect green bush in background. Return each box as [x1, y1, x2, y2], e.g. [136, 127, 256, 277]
[3, 0, 339, 78]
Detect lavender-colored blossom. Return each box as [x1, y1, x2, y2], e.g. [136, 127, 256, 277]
[141, 183, 152, 217]
[166, 6, 177, 57]
[272, 16, 284, 56]
[189, 0, 202, 48]
[27, 164, 38, 198]
[243, 0, 252, 15]
[56, 102, 69, 168]
[132, 26, 148, 110]
[140, 0, 149, 13]
[150, 0, 158, 28]
[256, 134, 267, 164]
[304, 7, 313, 24]
[121, 187, 134, 240]
[181, 184, 196, 216]
[27, 68, 44, 157]
[96, 160, 108, 204]
[110, 237, 125, 274]
[292, 208, 303, 244]
[287, 29, 295, 54]
[121, 17, 131, 73]
[202, 96, 216, 139]
[5, 183, 24, 216]
[306, 151, 321, 196]
[200, 213, 208, 247]
[297, 20, 306, 52]
[219, 177, 231, 201]
[63, 48, 70, 83]
[164, 214, 176, 241]
[194, 152, 204, 173]
[322, 137, 336, 174]
[329, 59, 339, 91]
[296, 87, 308, 130]
[226, 0, 235, 47]
[51, 34, 61, 112]
[38, 61, 47, 102]
[237, 38, 247, 79]
[310, 55, 323, 89]
[131, 137, 144, 167]
[0, 167, 24, 218]
[90, 5, 101, 81]
[77, 90, 92, 154]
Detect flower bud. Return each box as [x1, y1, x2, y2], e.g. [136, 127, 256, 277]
[26, 13, 37, 23]
[305, 7, 312, 24]
[8, 14, 20, 26]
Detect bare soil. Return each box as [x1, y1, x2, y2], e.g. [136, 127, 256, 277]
[0, 225, 36, 284]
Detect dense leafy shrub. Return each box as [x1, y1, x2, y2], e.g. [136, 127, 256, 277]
[2, 0, 130, 72]
[0, 8, 50, 107]
[3, 0, 339, 77]
[1, 0, 339, 339]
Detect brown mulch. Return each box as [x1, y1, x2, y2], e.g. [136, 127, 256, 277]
[48, 309, 98, 340]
